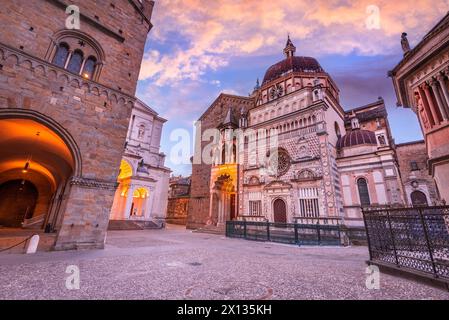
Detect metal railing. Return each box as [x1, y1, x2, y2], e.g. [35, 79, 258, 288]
[362, 206, 449, 284]
[293, 217, 341, 225]
[226, 220, 342, 246]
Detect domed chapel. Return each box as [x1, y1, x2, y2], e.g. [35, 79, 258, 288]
[188, 37, 436, 229]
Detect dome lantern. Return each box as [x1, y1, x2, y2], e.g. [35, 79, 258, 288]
[284, 35, 296, 58]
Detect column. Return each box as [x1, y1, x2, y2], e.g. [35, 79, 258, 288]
[110, 186, 122, 220]
[124, 185, 135, 220]
[146, 188, 156, 220]
[207, 192, 214, 225]
[417, 86, 435, 126]
[79, 58, 87, 76]
[422, 83, 441, 125]
[437, 73, 449, 118]
[64, 51, 73, 69]
[429, 79, 448, 121]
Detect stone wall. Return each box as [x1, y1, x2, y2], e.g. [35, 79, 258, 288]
[187, 94, 253, 229]
[396, 141, 439, 205]
[166, 197, 189, 225]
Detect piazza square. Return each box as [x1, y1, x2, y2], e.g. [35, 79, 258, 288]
[0, 0, 449, 306]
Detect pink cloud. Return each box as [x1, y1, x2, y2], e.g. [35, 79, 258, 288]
[139, 0, 448, 85]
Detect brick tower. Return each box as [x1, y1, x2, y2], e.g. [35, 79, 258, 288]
[0, 0, 154, 249]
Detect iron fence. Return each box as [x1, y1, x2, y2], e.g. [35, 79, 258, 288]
[226, 220, 342, 246]
[362, 206, 449, 284]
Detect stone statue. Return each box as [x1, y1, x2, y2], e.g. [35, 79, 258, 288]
[414, 92, 430, 130]
[401, 32, 411, 55]
[138, 125, 145, 139]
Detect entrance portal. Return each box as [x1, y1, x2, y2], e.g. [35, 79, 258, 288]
[273, 199, 287, 223]
[230, 194, 236, 221]
[0, 117, 76, 230]
[0, 180, 38, 227]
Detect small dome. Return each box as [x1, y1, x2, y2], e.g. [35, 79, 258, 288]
[262, 56, 324, 85]
[337, 130, 377, 149]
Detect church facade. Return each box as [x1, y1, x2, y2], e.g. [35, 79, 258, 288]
[390, 12, 449, 203]
[109, 99, 170, 227]
[188, 38, 419, 229]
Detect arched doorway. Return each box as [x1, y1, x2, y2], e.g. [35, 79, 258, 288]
[110, 159, 133, 220]
[130, 187, 150, 218]
[0, 180, 38, 227]
[411, 191, 428, 206]
[273, 199, 287, 223]
[0, 114, 77, 230]
[209, 174, 236, 225]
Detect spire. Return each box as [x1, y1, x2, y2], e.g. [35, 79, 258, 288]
[254, 78, 260, 91]
[284, 34, 296, 58]
[222, 107, 238, 127]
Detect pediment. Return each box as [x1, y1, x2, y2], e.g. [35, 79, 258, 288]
[264, 180, 292, 190]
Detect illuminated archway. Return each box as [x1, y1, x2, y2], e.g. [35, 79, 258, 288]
[0, 110, 80, 229]
[130, 187, 150, 217]
[118, 159, 133, 180]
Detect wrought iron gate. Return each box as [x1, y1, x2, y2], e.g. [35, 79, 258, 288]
[362, 206, 449, 284]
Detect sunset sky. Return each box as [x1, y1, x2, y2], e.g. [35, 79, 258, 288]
[135, 0, 449, 176]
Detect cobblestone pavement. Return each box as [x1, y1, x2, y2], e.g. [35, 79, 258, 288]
[0, 225, 448, 300]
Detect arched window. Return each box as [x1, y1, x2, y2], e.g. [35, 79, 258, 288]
[81, 56, 97, 80]
[335, 122, 341, 138]
[357, 178, 371, 206]
[48, 30, 106, 82]
[411, 191, 428, 206]
[351, 117, 360, 129]
[52, 43, 69, 68]
[67, 49, 84, 74]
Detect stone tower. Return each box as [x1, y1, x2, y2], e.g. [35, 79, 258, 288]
[0, 0, 154, 250]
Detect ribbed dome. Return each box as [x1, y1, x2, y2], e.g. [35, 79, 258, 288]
[262, 56, 324, 85]
[337, 130, 377, 149]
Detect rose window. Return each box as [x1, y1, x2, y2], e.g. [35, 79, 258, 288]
[268, 149, 291, 177]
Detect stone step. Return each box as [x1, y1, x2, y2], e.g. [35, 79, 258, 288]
[193, 225, 226, 235]
[108, 220, 145, 230]
[108, 220, 163, 230]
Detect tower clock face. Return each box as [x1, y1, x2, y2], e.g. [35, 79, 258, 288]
[270, 84, 284, 100]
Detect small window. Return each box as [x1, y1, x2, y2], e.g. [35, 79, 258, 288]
[82, 56, 97, 80]
[377, 134, 386, 145]
[52, 43, 69, 68]
[67, 49, 84, 74]
[351, 118, 360, 129]
[335, 122, 341, 138]
[298, 188, 320, 218]
[357, 178, 371, 206]
[411, 161, 419, 171]
[249, 201, 262, 216]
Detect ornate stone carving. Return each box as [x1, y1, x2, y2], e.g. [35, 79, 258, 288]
[70, 177, 119, 190]
[414, 91, 430, 130]
[401, 32, 411, 55]
[267, 148, 291, 177]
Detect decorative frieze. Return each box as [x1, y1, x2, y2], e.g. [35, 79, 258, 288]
[71, 177, 119, 190]
[0, 42, 135, 107]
